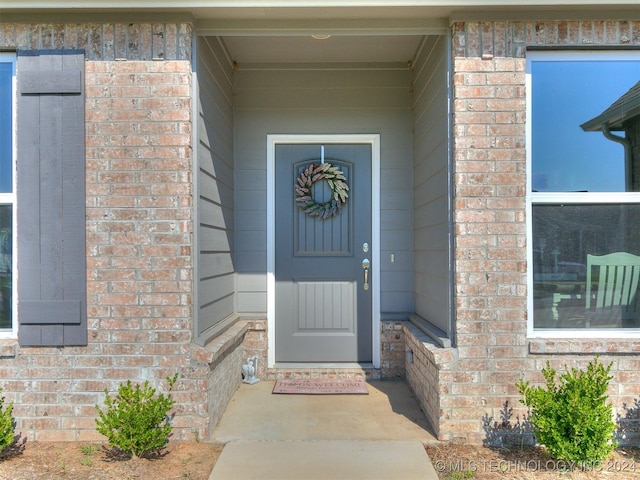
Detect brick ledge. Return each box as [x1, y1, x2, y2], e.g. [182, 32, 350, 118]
[0, 339, 18, 358]
[529, 338, 640, 354]
[192, 320, 248, 369]
[403, 321, 456, 366]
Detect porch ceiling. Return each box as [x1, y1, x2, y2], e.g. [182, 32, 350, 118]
[219, 35, 426, 64]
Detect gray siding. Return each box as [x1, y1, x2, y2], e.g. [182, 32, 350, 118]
[233, 64, 414, 315]
[411, 35, 452, 335]
[195, 37, 235, 342]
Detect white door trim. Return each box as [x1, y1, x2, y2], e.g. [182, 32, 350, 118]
[267, 134, 381, 368]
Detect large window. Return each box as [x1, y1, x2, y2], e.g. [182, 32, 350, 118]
[0, 53, 14, 334]
[528, 51, 640, 334]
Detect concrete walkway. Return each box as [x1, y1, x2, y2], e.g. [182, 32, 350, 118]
[209, 380, 439, 479]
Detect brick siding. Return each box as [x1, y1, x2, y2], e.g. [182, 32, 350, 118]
[404, 322, 455, 437]
[0, 22, 225, 442]
[85, 57, 198, 441]
[0, 23, 191, 60]
[451, 19, 640, 444]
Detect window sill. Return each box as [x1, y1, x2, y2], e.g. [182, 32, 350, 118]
[529, 338, 640, 354]
[0, 339, 18, 358]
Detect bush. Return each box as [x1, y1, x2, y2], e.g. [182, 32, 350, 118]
[95, 373, 178, 458]
[516, 356, 617, 464]
[0, 387, 14, 452]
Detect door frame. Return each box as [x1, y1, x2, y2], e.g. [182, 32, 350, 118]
[267, 134, 381, 368]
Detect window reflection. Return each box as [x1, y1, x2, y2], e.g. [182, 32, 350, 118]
[0, 62, 12, 194]
[532, 204, 640, 328]
[531, 58, 640, 193]
[0, 206, 11, 329]
[530, 52, 640, 331]
[0, 56, 12, 330]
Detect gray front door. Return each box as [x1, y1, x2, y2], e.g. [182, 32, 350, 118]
[275, 143, 372, 362]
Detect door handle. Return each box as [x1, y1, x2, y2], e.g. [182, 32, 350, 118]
[362, 258, 370, 291]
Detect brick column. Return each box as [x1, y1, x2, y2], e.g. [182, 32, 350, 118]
[449, 19, 640, 444]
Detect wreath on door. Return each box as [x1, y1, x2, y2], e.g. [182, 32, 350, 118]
[295, 162, 349, 219]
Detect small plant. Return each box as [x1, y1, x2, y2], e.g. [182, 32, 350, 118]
[443, 471, 474, 480]
[516, 356, 617, 464]
[95, 373, 178, 458]
[0, 387, 15, 452]
[80, 443, 100, 456]
[80, 443, 99, 467]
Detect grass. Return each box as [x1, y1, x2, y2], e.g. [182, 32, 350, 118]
[80, 444, 100, 456]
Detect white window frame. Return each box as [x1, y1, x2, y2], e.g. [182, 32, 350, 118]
[526, 50, 640, 338]
[0, 52, 16, 339]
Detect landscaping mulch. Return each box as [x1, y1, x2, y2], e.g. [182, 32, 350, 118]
[0, 440, 222, 480]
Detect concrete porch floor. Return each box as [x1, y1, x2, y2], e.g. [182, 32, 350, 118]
[209, 380, 440, 479]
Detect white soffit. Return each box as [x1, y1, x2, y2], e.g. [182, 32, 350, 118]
[221, 35, 425, 64]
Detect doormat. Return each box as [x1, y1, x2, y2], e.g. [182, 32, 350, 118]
[273, 378, 369, 395]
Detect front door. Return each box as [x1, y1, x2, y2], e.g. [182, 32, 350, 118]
[275, 143, 372, 362]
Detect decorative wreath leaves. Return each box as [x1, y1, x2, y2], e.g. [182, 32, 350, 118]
[295, 162, 349, 219]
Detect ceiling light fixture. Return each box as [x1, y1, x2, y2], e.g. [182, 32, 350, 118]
[311, 34, 331, 40]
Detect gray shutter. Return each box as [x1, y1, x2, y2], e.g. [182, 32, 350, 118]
[17, 50, 87, 346]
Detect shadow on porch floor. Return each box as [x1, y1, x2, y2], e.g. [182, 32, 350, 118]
[211, 379, 438, 443]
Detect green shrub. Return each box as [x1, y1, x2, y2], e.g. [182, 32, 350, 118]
[95, 373, 178, 458]
[0, 387, 15, 452]
[516, 356, 617, 465]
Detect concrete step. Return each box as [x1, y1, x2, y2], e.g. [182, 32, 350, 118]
[267, 363, 382, 381]
[209, 440, 438, 480]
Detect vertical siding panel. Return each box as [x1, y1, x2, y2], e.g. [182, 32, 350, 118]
[59, 51, 87, 346]
[15, 53, 43, 346]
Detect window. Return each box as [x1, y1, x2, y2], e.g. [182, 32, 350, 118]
[0, 53, 15, 336]
[528, 51, 640, 335]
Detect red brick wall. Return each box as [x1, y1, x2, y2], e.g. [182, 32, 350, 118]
[85, 58, 197, 441]
[0, 22, 219, 442]
[450, 19, 640, 444]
